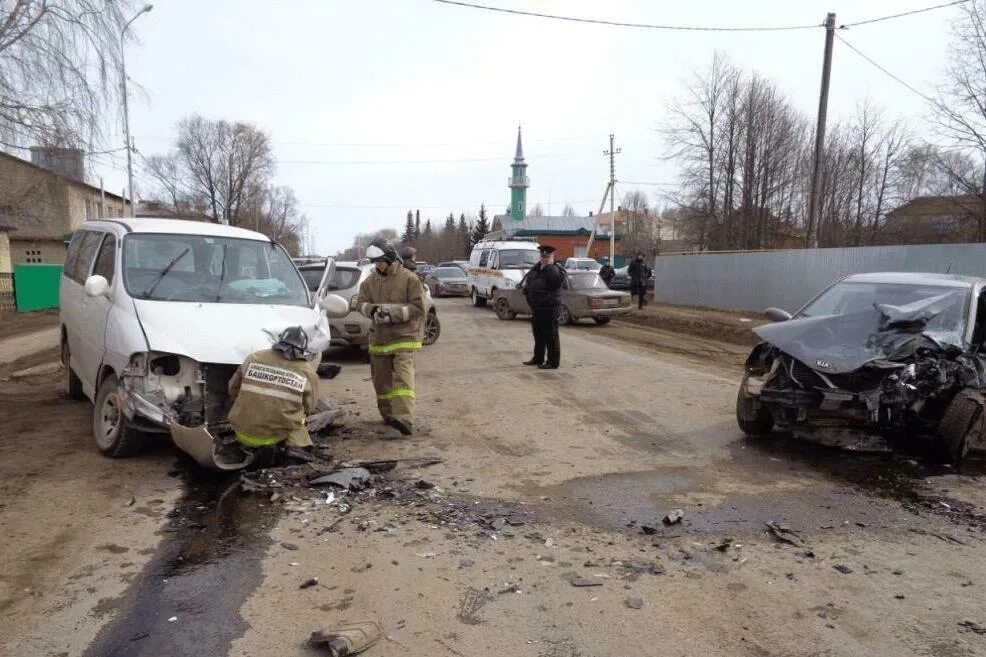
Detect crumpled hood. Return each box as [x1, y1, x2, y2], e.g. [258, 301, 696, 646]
[755, 299, 965, 375]
[133, 299, 325, 365]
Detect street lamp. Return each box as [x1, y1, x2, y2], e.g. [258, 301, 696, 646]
[121, 4, 153, 218]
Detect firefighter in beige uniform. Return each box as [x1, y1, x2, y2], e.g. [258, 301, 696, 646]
[355, 238, 425, 435]
[227, 326, 320, 449]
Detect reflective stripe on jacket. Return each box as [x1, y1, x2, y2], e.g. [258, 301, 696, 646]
[227, 349, 318, 447]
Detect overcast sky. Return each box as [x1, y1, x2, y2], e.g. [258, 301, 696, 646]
[96, 0, 960, 254]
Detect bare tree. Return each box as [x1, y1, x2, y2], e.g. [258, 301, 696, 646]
[528, 203, 545, 217]
[0, 0, 136, 148]
[561, 204, 577, 217]
[174, 115, 274, 226]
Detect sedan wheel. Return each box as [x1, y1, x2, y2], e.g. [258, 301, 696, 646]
[557, 305, 575, 325]
[494, 297, 516, 320]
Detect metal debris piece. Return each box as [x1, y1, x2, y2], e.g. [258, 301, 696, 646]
[308, 467, 372, 490]
[414, 479, 436, 490]
[640, 525, 658, 535]
[959, 621, 986, 635]
[833, 564, 854, 574]
[341, 456, 444, 473]
[625, 597, 644, 610]
[569, 576, 603, 587]
[765, 521, 807, 548]
[310, 620, 382, 655]
[663, 509, 684, 525]
[300, 578, 319, 589]
[281, 542, 299, 551]
[713, 538, 734, 552]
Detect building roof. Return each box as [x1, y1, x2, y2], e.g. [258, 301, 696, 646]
[0, 149, 129, 203]
[84, 217, 271, 240]
[495, 214, 599, 233]
[888, 195, 982, 218]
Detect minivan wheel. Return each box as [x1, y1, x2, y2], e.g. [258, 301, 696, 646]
[736, 377, 774, 436]
[423, 311, 441, 346]
[938, 388, 984, 462]
[471, 288, 487, 308]
[93, 374, 143, 458]
[62, 339, 84, 401]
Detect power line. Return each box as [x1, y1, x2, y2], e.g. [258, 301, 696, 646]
[431, 0, 820, 31]
[433, 0, 969, 33]
[277, 152, 579, 165]
[841, 0, 969, 28]
[835, 33, 936, 102]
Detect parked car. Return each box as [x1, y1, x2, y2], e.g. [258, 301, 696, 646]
[467, 238, 541, 307]
[736, 272, 986, 461]
[417, 263, 434, 279]
[492, 271, 632, 325]
[59, 218, 349, 469]
[298, 260, 441, 349]
[609, 264, 654, 290]
[425, 266, 470, 297]
[563, 257, 602, 272]
[437, 260, 470, 273]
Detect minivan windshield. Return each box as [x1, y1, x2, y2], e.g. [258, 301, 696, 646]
[123, 234, 309, 306]
[499, 249, 540, 269]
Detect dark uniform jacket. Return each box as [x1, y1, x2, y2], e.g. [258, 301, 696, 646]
[522, 262, 565, 309]
[627, 259, 651, 285]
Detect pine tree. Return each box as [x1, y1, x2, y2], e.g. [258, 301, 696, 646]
[401, 210, 415, 245]
[471, 203, 490, 246]
[415, 209, 421, 239]
[457, 213, 470, 258]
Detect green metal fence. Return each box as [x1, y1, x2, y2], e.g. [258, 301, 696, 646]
[14, 264, 62, 312]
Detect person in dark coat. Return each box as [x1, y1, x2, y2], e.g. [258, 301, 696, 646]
[521, 245, 565, 369]
[599, 259, 615, 287]
[627, 252, 651, 309]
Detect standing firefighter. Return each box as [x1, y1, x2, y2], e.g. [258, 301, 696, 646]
[355, 238, 425, 435]
[227, 326, 322, 453]
[522, 244, 565, 370]
[627, 252, 652, 310]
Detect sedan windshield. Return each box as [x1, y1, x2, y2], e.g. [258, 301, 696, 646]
[124, 234, 309, 306]
[433, 267, 464, 279]
[568, 272, 609, 290]
[799, 281, 968, 333]
[500, 249, 540, 269]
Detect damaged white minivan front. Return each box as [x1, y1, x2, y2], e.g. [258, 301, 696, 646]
[60, 220, 347, 471]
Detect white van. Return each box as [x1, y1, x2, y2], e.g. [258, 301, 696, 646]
[59, 218, 348, 469]
[466, 238, 541, 307]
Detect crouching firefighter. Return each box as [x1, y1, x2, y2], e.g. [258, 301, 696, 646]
[355, 238, 425, 436]
[226, 325, 324, 460]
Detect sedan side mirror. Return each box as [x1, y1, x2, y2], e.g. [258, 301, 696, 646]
[764, 307, 792, 322]
[84, 274, 110, 298]
[319, 293, 350, 319]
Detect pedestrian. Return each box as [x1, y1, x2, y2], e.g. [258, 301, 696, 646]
[226, 325, 325, 460]
[521, 244, 565, 369]
[354, 238, 426, 435]
[627, 252, 651, 310]
[599, 258, 615, 287]
[400, 245, 418, 274]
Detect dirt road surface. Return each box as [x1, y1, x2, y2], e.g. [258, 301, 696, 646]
[2, 299, 986, 657]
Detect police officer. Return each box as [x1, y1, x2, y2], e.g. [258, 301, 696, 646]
[354, 238, 426, 435]
[227, 325, 322, 452]
[522, 244, 565, 369]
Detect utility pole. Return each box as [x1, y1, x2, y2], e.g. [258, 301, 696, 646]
[120, 4, 153, 219]
[604, 134, 620, 262]
[806, 12, 836, 249]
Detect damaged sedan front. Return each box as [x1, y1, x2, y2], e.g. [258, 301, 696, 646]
[736, 273, 986, 461]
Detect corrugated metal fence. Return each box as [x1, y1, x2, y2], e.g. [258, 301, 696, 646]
[652, 243, 986, 313]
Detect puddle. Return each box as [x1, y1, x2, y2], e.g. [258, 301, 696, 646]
[83, 463, 279, 657]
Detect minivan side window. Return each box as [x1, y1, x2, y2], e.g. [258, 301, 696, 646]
[68, 231, 104, 284]
[63, 232, 84, 278]
[478, 250, 490, 267]
[488, 250, 498, 269]
[91, 234, 117, 284]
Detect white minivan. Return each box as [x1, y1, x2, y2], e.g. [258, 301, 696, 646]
[59, 218, 347, 469]
[466, 238, 541, 307]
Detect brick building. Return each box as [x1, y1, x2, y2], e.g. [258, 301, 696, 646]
[0, 148, 130, 266]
